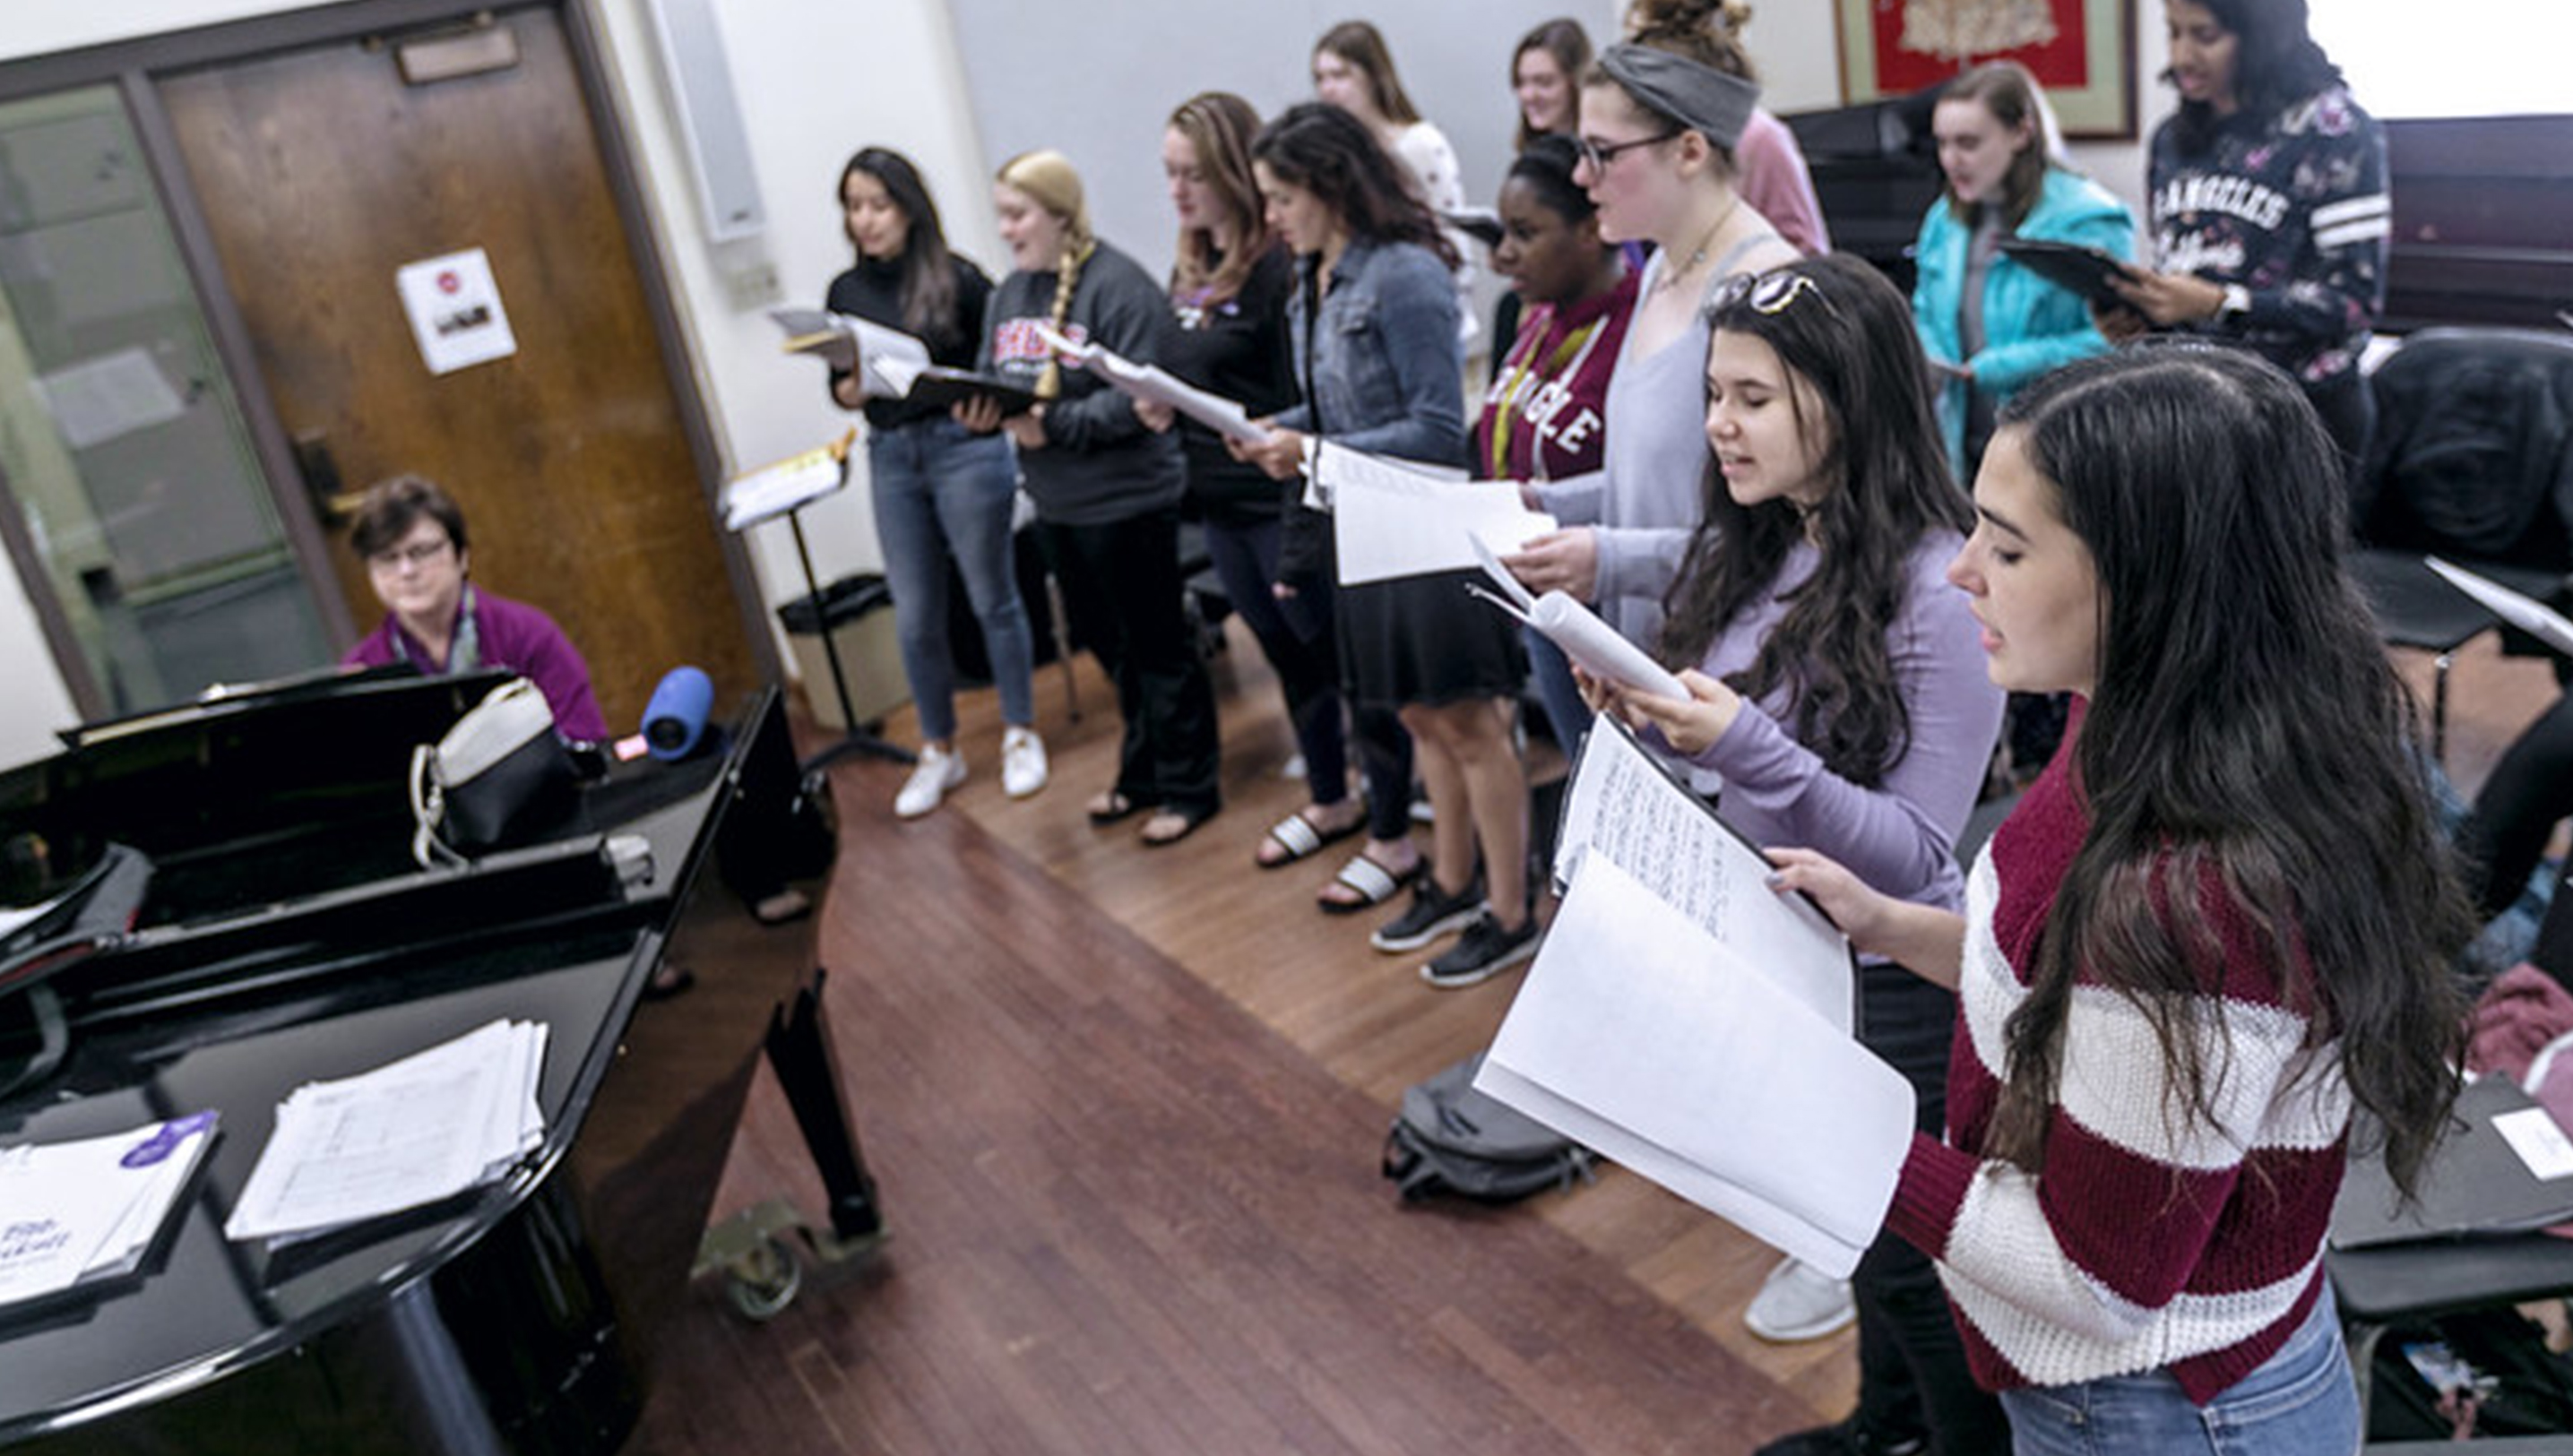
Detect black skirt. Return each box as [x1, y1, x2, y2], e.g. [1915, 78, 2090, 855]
[1337, 566, 1526, 710]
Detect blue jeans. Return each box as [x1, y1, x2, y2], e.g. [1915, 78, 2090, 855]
[1201, 516, 1349, 806]
[868, 417, 1034, 741]
[1998, 1289, 2359, 1455]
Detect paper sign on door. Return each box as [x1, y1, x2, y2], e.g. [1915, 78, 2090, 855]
[396, 247, 519, 375]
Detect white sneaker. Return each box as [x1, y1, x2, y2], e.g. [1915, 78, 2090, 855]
[1000, 727, 1049, 798]
[894, 743, 965, 819]
[1744, 1256, 1857, 1343]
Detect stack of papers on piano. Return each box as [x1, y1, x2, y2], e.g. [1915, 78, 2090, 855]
[225, 1019, 548, 1243]
[0, 1112, 218, 1307]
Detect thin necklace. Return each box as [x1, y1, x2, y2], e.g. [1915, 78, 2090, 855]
[1653, 195, 1742, 296]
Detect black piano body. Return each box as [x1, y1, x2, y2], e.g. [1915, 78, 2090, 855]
[1784, 88, 1949, 295]
[0, 673, 871, 1454]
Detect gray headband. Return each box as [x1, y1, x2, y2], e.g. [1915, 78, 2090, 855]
[1597, 43, 1758, 151]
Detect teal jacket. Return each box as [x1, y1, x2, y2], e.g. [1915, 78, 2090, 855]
[1912, 168, 2135, 477]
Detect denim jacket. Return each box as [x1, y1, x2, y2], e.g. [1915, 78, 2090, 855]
[1272, 236, 1464, 581]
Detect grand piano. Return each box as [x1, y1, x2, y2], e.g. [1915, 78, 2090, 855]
[0, 673, 876, 1454]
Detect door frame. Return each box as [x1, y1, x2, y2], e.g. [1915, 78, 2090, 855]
[0, 0, 777, 721]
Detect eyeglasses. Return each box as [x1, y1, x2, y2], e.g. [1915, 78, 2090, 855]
[1707, 270, 1830, 317]
[1575, 129, 1681, 172]
[367, 538, 453, 573]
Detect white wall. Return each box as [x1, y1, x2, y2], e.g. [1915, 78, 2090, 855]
[0, 0, 2182, 769]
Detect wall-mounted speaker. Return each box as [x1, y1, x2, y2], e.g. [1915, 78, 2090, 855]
[643, 0, 766, 242]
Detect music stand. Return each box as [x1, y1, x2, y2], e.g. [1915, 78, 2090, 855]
[724, 436, 912, 771]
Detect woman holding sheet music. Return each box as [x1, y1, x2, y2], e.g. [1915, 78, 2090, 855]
[826, 148, 1046, 820]
[1476, 134, 1636, 761]
[1910, 61, 2133, 483]
[1137, 92, 1358, 874]
[2101, 0, 2387, 485]
[961, 149, 1221, 846]
[1504, 7, 1801, 694]
[1585, 254, 2007, 1456]
[1235, 103, 1533, 986]
[1768, 345, 2472, 1452]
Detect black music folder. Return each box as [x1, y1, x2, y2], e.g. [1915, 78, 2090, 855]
[2333, 1075, 2573, 1248]
[1999, 238, 2133, 309]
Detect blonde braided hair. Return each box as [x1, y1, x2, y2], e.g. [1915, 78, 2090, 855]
[996, 149, 1096, 401]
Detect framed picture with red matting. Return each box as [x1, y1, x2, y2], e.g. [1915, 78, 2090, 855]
[1836, 0, 2137, 140]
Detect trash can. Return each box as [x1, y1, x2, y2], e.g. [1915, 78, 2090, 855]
[777, 573, 907, 732]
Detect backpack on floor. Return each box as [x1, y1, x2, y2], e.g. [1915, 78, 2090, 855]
[1382, 1052, 1596, 1204]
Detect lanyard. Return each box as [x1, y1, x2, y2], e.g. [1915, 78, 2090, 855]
[1486, 310, 1604, 479]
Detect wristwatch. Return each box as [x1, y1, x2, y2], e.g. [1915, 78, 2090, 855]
[2215, 283, 2253, 322]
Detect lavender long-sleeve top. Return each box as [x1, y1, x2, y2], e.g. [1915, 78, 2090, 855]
[1675, 532, 2002, 915]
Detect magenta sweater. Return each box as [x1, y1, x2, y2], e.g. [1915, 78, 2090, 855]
[345, 587, 609, 743]
[1885, 714, 2346, 1403]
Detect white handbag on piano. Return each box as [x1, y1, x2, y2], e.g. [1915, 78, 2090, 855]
[409, 677, 573, 867]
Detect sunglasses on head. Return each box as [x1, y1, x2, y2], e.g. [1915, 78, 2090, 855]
[1707, 270, 1829, 318]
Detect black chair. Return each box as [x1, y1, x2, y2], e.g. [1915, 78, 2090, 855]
[2351, 328, 2573, 758]
[2329, 862, 2573, 1445]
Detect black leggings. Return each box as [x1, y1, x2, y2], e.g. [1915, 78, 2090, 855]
[1041, 509, 1222, 816]
[2461, 692, 2573, 921]
[1852, 963, 2009, 1453]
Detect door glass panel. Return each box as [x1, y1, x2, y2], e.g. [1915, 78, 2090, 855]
[0, 85, 329, 716]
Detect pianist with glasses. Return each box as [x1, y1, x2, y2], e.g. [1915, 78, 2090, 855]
[341, 473, 609, 742]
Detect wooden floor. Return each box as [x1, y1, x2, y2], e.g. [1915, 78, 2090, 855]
[626, 618, 2562, 1456]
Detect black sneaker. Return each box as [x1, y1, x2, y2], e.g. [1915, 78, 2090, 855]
[1420, 911, 1541, 988]
[1370, 875, 1483, 952]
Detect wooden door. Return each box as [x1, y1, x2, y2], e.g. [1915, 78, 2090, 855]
[161, 8, 754, 733]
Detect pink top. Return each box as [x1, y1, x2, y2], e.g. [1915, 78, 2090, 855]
[345, 585, 609, 742]
[1734, 108, 1831, 258]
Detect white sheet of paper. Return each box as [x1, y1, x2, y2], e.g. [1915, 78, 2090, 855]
[225, 1020, 547, 1242]
[769, 309, 932, 401]
[1553, 718, 1850, 1030]
[2494, 1106, 2573, 1181]
[1036, 324, 1265, 444]
[0, 1115, 217, 1304]
[1475, 856, 1912, 1278]
[1325, 446, 1553, 584]
[1466, 530, 1538, 613]
[31, 347, 188, 451]
[396, 247, 518, 375]
[723, 444, 847, 531]
[2427, 556, 2573, 657]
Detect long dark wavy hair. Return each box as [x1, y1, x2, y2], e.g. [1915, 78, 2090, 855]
[2165, 0, 2347, 155]
[839, 147, 963, 349]
[1659, 254, 1969, 787]
[1250, 102, 1459, 271]
[1986, 344, 2469, 1198]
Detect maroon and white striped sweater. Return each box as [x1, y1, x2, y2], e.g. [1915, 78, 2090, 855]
[1883, 723, 2350, 1403]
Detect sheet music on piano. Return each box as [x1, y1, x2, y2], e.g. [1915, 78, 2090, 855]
[0, 1113, 219, 1308]
[225, 1019, 548, 1244]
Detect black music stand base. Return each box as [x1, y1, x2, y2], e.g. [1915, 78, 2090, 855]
[780, 505, 912, 772]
